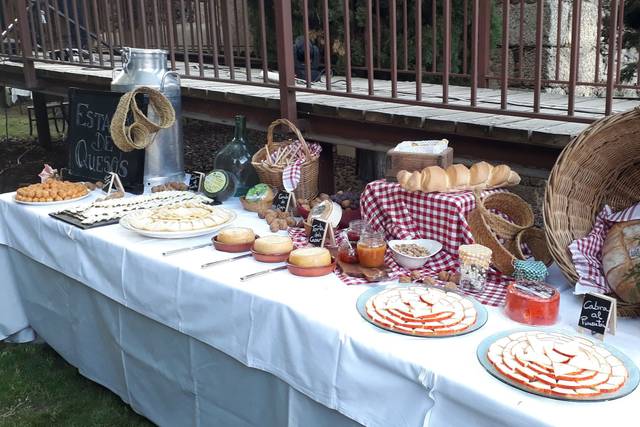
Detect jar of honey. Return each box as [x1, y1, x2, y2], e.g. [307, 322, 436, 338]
[357, 229, 387, 268]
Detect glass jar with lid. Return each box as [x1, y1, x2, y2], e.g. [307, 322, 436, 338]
[357, 229, 387, 268]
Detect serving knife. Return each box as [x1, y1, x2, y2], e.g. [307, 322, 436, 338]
[201, 252, 252, 269]
[163, 242, 213, 256]
[240, 265, 287, 281]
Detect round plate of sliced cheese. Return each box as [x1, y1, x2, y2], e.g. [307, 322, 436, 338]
[120, 201, 236, 239]
[356, 284, 487, 337]
[477, 329, 639, 401]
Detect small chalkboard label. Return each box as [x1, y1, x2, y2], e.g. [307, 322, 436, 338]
[309, 218, 329, 247]
[187, 171, 205, 193]
[578, 292, 617, 338]
[274, 190, 291, 212]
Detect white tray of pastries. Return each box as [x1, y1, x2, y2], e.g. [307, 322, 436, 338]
[120, 201, 236, 239]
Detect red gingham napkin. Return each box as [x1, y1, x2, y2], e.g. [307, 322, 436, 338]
[276, 141, 322, 192]
[569, 202, 640, 294]
[289, 180, 513, 307]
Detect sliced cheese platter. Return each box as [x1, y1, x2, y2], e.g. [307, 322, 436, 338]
[356, 284, 488, 337]
[477, 329, 639, 401]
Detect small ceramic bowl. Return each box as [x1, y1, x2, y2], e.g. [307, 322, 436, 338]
[388, 239, 443, 270]
[287, 258, 337, 277]
[251, 248, 291, 263]
[212, 235, 258, 253]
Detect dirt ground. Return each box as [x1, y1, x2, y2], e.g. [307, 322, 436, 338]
[0, 113, 365, 195]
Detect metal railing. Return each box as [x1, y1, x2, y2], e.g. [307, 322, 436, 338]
[1, 1, 638, 123]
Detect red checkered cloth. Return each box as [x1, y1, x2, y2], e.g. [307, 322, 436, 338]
[274, 141, 322, 192]
[289, 180, 513, 307]
[569, 202, 640, 294]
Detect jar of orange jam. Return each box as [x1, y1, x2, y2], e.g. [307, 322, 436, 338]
[357, 230, 387, 268]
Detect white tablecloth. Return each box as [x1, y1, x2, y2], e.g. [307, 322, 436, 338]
[1, 191, 639, 427]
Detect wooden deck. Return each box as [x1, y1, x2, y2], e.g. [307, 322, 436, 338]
[1, 58, 638, 167]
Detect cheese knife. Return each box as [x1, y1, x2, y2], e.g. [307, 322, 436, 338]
[201, 252, 252, 268]
[163, 242, 213, 256]
[240, 265, 287, 281]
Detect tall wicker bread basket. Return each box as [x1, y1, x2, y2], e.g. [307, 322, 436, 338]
[251, 119, 319, 201]
[544, 107, 640, 316]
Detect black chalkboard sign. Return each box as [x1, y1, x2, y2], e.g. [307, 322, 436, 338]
[64, 88, 145, 193]
[578, 293, 614, 336]
[309, 218, 329, 247]
[187, 171, 205, 193]
[274, 190, 291, 212]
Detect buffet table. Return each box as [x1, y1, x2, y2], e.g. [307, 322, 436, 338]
[1, 191, 639, 427]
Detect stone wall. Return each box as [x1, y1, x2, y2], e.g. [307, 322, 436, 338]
[493, 0, 602, 96]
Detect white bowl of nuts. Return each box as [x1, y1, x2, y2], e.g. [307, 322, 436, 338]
[388, 239, 443, 270]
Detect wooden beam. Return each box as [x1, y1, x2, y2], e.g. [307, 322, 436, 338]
[32, 92, 52, 149]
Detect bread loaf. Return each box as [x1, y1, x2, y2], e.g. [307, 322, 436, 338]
[470, 161, 492, 186]
[397, 161, 520, 193]
[422, 166, 449, 192]
[445, 164, 470, 189]
[602, 220, 640, 303]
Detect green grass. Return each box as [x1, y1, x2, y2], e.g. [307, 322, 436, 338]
[0, 104, 65, 141]
[0, 343, 153, 427]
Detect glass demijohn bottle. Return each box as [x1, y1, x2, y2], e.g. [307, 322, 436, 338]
[213, 115, 258, 196]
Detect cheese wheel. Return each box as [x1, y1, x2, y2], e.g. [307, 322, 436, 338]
[289, 247, 332, 267]
[253, 235, 294, 255]
[217, 227, 255, 244]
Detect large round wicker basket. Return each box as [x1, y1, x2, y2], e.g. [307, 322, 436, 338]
[544, 107, 640, 316]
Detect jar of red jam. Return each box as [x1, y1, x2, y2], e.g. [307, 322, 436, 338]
[504, 280, 560, 326]
[347, 219, 368, 243]
[357, 229, 387, 268]
[338, 242, 359, 264]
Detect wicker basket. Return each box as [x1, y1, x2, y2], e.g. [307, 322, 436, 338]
[544, 107, 640, 316]
[251, 119, 319, 201]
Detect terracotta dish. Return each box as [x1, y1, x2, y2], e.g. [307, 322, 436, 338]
[287, 258, 336, 277]
[213, 235, 259, 253]
[251, 248, 291, 263]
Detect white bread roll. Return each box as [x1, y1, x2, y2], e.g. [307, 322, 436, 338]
[253, 235, 294, 255]
[469, 161, 493, 186]
[487, 164, 511, 187]
[289, 247, 332, 267]
[445, 164, 470, 188]
[217, 227, 256, 244]
[421, 166, 449, 192]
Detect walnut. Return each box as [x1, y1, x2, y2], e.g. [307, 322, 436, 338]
[437, 271, 450, 282]
[399, 275, 412, 283]
[270, 222, 279, 232]
[410, 270, 421, 280]
[450, 273, 461, 285]
[422, 276, 437, 286]
[278, 219, 288, 230]
[444, 282, 458, 291]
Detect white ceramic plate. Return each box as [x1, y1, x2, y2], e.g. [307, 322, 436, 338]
[14, 191, 92, 206]
[388, 239, 443, 269]
[119, 208, 237, 239]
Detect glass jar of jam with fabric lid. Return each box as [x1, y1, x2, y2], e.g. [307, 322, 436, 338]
[357, 229, 387, 268]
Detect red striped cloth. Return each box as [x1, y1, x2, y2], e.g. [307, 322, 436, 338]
[569, 202, 640, 294]
[289, 180, 513, 307]
[272, 141, 321, 192]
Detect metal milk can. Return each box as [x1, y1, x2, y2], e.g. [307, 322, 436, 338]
[111, 47, 184, 190]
